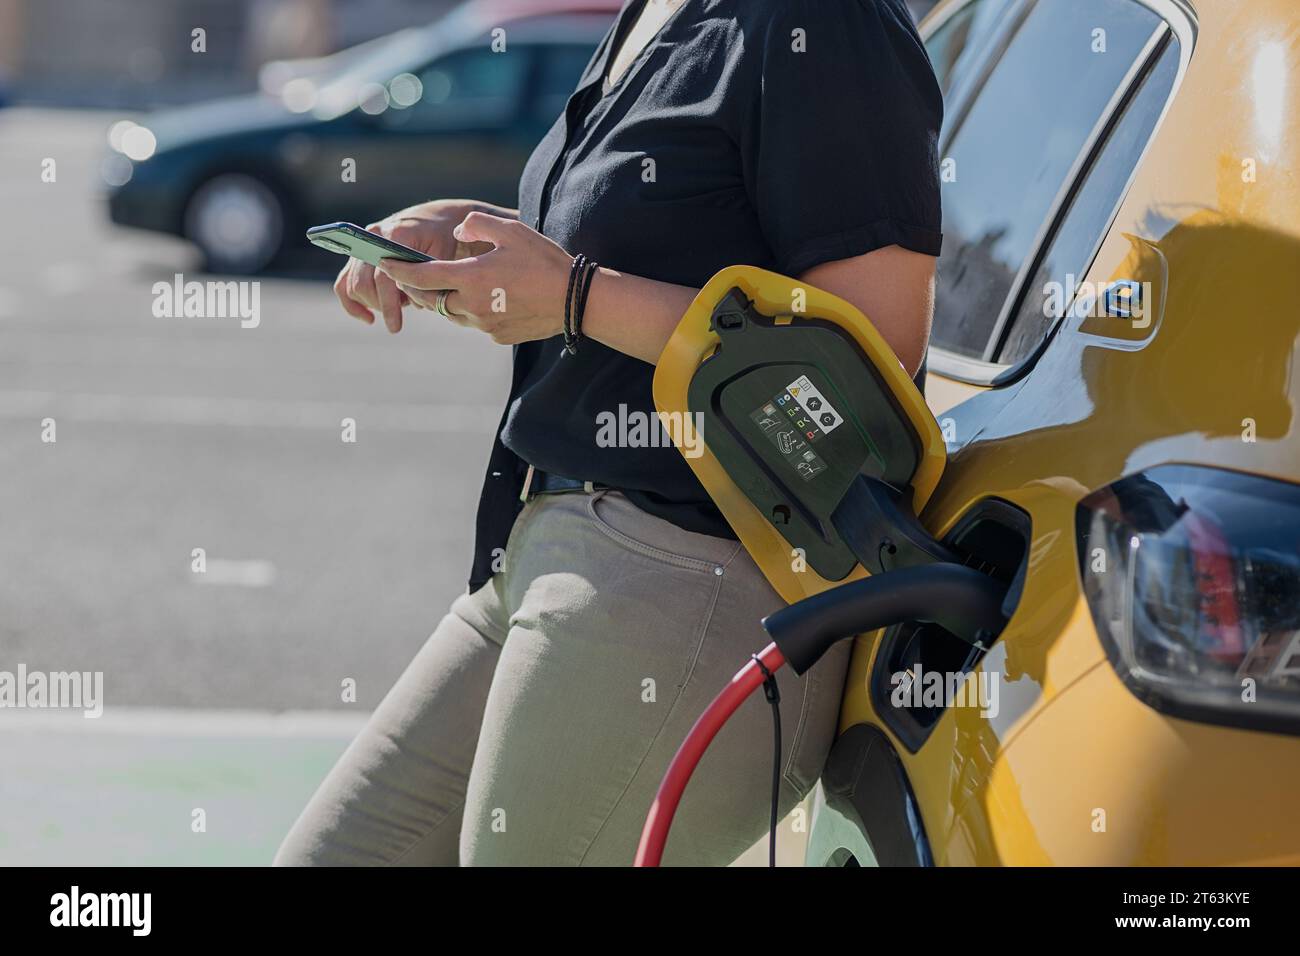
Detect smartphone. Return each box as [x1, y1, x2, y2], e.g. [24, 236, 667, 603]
[306, 222, 434, 267]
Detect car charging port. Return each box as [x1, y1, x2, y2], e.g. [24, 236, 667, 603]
[870, 498, 1030, 751]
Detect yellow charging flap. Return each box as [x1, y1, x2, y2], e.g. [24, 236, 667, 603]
[653, 265, 946, 605]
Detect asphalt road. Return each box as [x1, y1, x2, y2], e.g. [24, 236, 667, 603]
[0, 108, 515, 864]
[0, 108, 510, 712]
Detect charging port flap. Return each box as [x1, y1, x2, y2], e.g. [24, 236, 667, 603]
[653, 265, 947, 604]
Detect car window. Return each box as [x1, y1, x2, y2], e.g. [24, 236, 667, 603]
[392, 47, 530, 130]
[930, 0, 1165, 360]
[925, 0, 1023, 96]
[999, 36, 1180, 365]
[532, 44, 598, 123]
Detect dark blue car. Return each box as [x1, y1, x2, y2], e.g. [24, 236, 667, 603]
[105, 3, 616, 273]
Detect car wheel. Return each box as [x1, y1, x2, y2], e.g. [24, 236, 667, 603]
[183, 172, 285, 274]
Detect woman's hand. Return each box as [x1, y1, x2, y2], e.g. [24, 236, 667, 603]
[375, 212, 573, 346]
[332, 199, 512, 333]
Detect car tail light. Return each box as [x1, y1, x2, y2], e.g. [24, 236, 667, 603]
[1076, 465, 1300, 734]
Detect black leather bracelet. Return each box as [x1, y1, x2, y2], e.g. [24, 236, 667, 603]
[562, 253, 585, 354]
[572, 257, 599, 350]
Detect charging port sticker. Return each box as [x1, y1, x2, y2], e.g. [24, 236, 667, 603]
[787, 375, 842, 434]
[748, 374, 839, 482]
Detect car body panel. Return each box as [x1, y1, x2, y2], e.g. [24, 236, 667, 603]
[826, 0, 1300, 865]
[966, 661, 1300, 865]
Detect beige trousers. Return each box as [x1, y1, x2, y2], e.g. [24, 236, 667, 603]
[274, 489, 850, 866]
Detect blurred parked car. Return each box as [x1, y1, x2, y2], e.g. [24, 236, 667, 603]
[257, 32, 412, 102]
[104, 0, 620, 273]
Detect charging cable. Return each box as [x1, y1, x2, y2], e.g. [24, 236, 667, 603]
[752, 654, 781, 868]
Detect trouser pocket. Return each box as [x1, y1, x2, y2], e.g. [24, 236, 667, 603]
[585, 489, 743, 573]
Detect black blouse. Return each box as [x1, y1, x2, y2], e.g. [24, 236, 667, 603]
[467, 0, 942, 592]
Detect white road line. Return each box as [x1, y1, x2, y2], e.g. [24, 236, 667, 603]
[192, 559, 277, 588]
[0, 706, 370, 737]
[0, 331, 492, 375]
[0, 390, 500, 433]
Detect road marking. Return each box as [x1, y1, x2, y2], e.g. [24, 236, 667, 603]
[0, 705, 370, 737]
[0, 331, 494, 375]
[193, 559, 277, 588]
[0, 390, 500, 433]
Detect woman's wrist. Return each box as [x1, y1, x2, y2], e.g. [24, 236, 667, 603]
[579, 266, 699, 365]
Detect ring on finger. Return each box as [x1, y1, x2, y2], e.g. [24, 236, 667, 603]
[435, 289, 453, 319]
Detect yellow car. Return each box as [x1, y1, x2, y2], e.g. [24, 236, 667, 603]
[792, 0, 1300, 866]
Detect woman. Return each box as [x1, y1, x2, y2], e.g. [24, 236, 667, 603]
[276, 0, 942, 866]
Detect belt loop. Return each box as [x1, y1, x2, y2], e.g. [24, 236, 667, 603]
[583, 480, 595, 493]
[519, 464, 536, 503]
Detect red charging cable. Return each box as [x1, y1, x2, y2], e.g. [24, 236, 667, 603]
[634, 641, 787, 867]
